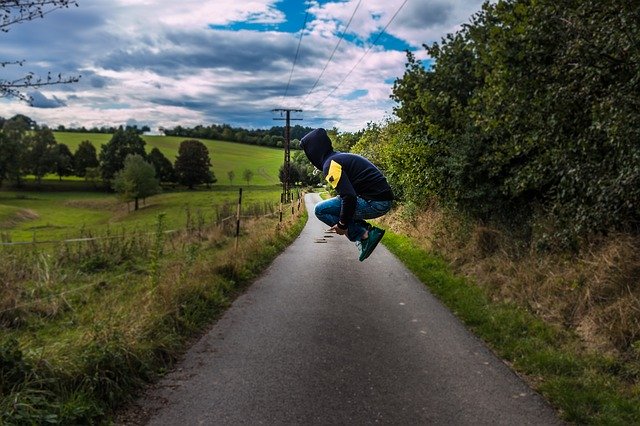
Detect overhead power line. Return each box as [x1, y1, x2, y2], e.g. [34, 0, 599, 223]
[310, 0, 410, 111]
[301, 0, 362, 105]
[281, 9, 310, 107]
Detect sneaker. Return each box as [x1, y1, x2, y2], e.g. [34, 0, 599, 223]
[358, 227, 385, 261]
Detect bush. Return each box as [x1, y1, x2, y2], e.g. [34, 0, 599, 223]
[390, 0, 640, 245]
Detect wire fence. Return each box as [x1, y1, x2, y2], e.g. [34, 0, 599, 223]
[0, 194, 304, 247]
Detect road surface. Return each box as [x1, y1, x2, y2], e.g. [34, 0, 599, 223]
[130, 193, 561, 425]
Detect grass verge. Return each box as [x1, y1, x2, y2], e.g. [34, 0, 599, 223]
[381, 230, 640, 425]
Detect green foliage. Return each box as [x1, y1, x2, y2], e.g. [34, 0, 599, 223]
[52, 143, 74, 181]
[0, 117, 29, 186]
[163, 123, 312, 148]
[73, 140, 99, 177]
[389, 0, 640, 244]
[242, 168, 254, 185]
[112, 154, 161, 210]
[99, 127, 147, 181]
[332, 129, 362, 153]
[148, 147, 176, 183]
[174, 139, 212, 189]
[278, 151, 322, 187]
[26, 127, 57, 184]
[0, 338, 32, 395]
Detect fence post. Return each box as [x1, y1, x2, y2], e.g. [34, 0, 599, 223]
[235, 187, 242, 252]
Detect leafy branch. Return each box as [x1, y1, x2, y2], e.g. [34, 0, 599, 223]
[0, 0, 81, 100]
[0, 69, 80, 102]
[1, 0, 78, 32]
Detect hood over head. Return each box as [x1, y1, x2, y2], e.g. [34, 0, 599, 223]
[300, 128, 334, 170]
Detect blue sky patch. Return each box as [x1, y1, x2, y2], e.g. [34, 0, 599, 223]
[343, 89, 368, 100]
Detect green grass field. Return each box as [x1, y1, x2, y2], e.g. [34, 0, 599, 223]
[53, 132, 284, 186]
[0, 186, 307, 424]
[0, 132, 289, 243]
[0, 186, 284, 242]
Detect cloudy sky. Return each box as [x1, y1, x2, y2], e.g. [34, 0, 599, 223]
[0, 0, 486, 132]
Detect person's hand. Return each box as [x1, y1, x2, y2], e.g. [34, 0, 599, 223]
[330, 224, 347, 235]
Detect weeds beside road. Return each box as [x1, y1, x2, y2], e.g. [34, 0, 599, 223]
[381, 230, 640, 424]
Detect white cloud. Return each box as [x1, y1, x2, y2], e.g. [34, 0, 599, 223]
[28, 91, 67, 108]
[0, 0, 488, 132]
[112, 0, 285, 28]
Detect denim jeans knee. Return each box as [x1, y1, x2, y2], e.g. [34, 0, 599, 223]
[314, 197, 341, 227]
[314, 196, 392, 242]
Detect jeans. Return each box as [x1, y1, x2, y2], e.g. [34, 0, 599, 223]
[314, 196, 393, 242]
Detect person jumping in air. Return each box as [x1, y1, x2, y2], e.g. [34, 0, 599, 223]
[300, 128, 394, 261]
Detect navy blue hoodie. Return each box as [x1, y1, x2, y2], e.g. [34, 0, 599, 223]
[300, 128, 393, 225]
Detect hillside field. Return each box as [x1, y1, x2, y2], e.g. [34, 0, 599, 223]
[0, 186, 285, 243]
[53, 132, 285, 186]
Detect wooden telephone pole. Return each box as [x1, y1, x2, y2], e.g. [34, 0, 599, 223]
[273, 108, 302, 203]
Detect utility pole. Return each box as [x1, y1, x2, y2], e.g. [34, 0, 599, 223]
[273, 108, 302, 203]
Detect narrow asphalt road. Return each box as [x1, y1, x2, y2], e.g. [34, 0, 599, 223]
[132, 193, 561, 425]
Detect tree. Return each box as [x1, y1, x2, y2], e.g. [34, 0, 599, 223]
[112, 154, 160, 211]
[387, 0, 640, 243]
[0, 116, 30, 186]
[205, 170, 217, 188]
[227, 170, 235, 185]
[99, 127, 147, 181]
[173, 139, 212, 189]
[73, 140, 98, 177]
[242, 169, 254, 185]
[1, 1, 80, 101]
[26, 126, 57, 184]
[52, 143, 74, 180]
[279, 163, 301, 187]
[147, 147, 176, 183]
[289, 150, 321, 187]
[84, 166, 101, 188]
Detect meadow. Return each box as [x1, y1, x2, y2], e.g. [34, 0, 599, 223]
[54, 132, 285, 186]
[0, 132, 308, 423]
[0, 184, 306, 424]
[0, 186, 283, 242]
[0, 130, 289, 243]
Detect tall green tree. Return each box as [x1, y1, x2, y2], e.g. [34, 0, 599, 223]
[173, 139, 212, 189]
[147, 147, 176, 183]
[73, 140, 99, 177]
[278, 163, 301, 187]
[52, 143, 74, 181]
[27, 126, 57, 184]
[0, 117, 30, 186]
[280, 150, 321, 187]
[99, 127, 147, 181]
[112, 154, 160, 211]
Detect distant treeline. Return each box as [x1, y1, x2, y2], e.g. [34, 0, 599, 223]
[56, 122, 315, 149]
[55, 124, 151, 135]
[163, 124, 314, 149]
[0, 115, 217, 190]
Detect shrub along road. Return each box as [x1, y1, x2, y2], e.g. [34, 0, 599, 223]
[129, 193, 561, 425]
